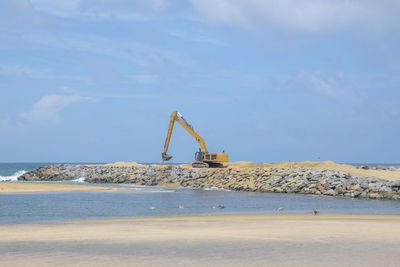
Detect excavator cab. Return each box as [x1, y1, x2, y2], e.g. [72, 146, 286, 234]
[195, 151, 204, 161]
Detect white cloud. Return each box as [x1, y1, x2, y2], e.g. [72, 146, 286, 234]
[287, 71, 364, 106]
[21, 95, 89, 123]
[190, 0, 400, 33]
[0, 0, 48, 31]
[129, 74, 157, 84]
[30, 0, 169, 21]
[0, 64, 85, 81]
[0, 64, 52, 79]
[0, 119, 9, 129]
[168, 29, 225, 46]
[22, 32, 189, 67]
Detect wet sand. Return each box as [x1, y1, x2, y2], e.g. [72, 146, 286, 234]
[1, 214, 400, 266]
[0, 182, 125, 193]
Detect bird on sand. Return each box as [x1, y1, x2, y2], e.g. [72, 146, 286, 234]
[277, 207, 284, 212]
[313, 209, 319, 215]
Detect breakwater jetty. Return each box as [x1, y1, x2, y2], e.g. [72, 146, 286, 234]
[19, 161, 400, 200]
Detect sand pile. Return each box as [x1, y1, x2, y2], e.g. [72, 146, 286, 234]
[106, 162, 145, 167]
[200, 160, 400, 181]
[97, 160, 400, 181]
[224, 161, 272, 168]
[225, 160, 346, 169]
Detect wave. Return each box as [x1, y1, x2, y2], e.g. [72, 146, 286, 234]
[203, 186, 231, 192]
[115, 184, 175, 193]
[72, 177, 86, 183]
[0, 170, 27, 182]
[129, 189, 175, 193]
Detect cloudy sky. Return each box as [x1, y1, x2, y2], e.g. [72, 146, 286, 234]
[1, 0, 399, 163]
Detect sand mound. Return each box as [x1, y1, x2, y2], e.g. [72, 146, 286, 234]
[105, 162, 145, 167]
[271, 160, 348, 169]
[180, 160, 347, 169]
[217, 160, 400, 181]
[181, 160, 353, 170]
[225, 161, 272, 168]
[103, 161, 400, 181]
[225, 160, 353, 169]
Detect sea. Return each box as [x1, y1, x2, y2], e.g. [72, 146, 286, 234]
[1, 162, 400, 224]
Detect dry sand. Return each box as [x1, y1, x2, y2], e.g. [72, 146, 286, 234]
[105, 161, 145, 167]
[1, 214, 400, 266]
[0, 182, 126, 194]
[101, 160, 400, 181]
[179, 160, 400, 181]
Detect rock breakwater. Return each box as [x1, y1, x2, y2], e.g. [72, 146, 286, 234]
[19, 164, 400, 200]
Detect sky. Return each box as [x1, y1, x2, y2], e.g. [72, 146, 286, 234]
[1, 0, 399, 163]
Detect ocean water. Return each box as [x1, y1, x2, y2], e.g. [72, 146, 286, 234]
[1, 188, 400, 224]
[1, 163, 400, 223]
[0, 162, 106, 181]
[0, 163, 48, 181]
[0, 162, 182, 181]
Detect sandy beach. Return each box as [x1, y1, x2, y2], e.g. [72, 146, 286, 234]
[0, 182, 125, 194]
[1, 214, 400, 266]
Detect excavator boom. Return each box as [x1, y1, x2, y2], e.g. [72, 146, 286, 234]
[161, 110, 228, 167]
[162, 110, 207, 161]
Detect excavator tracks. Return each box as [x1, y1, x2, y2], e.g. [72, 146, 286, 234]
[191, 162, 224, 168]
[192, 162, 209, 168]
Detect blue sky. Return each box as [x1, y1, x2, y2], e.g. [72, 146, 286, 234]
[1, 0, 399, 163]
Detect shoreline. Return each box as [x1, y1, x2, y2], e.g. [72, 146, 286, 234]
[38, 213, 400, 224]
[2, 213, 400, 266]
[3, 213, 400, 226]
[0, 181, 126, 194]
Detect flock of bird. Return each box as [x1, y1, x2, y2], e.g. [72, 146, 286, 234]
[277, 207, 319, 215]
[149, 204, 225, 210]
[149, 205, 319, 215]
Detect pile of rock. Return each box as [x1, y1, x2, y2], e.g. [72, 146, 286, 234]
[19, 164, 400, 200]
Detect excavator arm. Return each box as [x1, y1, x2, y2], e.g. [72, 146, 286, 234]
[162, 110, 208, 161]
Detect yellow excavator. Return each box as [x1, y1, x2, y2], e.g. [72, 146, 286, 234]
[162, 110, 229, 168]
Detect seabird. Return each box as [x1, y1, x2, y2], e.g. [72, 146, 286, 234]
[178, 205, 184, 209]
[313, 208, 319, 215]
[149, 205, 156, 210]
[277, 207, 284, 212]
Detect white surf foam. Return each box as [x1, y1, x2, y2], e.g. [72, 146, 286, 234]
[0, 170, 27, 182]
[115, 184, 175, 193]
[203, 186, 231, 192]
[72, 177, 86, 183]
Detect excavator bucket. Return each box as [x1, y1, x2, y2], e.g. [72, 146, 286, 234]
[162, 153, 172, 161]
